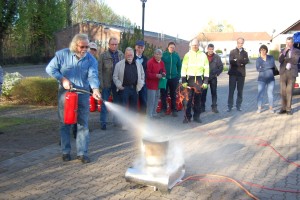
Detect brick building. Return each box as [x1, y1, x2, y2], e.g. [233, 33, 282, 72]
[54, 21, 190, 58]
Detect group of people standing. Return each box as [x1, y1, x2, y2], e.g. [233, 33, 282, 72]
[255, 36, 300, 115]
[46, 33, 300, 164]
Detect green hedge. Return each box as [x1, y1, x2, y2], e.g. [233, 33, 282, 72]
[11, 77, 58, 105]
[269, 50, 279, 61]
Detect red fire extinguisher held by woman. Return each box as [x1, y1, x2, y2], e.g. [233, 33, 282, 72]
[64, 89, 78, 124]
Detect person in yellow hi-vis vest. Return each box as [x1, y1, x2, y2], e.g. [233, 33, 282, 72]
[181, 38, 209, 123]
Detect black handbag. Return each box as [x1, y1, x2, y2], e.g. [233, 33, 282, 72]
[273, 67, 279, 76]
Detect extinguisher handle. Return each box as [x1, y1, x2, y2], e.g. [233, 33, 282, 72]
[70, 87, 92, 95]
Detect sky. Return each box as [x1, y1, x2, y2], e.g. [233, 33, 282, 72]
[103, 0, 299, 40]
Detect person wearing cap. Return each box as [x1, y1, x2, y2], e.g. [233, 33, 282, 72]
[98, 37, 124, 130]
[88, 42, 98, 58]
[134, 40, 148, 114]
[181, 38, 209, 123]
[161, 42, 182, 117]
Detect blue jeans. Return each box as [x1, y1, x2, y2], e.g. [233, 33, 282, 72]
[138, 85, 147, 114]
[257, 80, 274, 108]
[100, 87, 111, 126]
[119, 86, 138, 112]
[58, 89, 90, 156]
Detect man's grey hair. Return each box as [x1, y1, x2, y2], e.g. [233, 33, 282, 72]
[154, 48, 162, 54]
[69, 34, 89, 52]
[287, 36, 294, 43]
[125, 47, 134, 54]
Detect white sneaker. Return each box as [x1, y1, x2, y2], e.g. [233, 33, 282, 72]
[256, 109, 261, 113]
[269, 109, 275, 113]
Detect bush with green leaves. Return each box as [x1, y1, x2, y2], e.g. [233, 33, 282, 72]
[11, 77, 58, 105]
[2, 72, 24, 97]
[216, 49, 223, 54]
[269, 50, 279, 61]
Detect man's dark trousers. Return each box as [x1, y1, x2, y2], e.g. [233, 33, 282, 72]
[228, 75, 245, 109]
[201, 77, 218, 110]
[161, 77, 178, 112]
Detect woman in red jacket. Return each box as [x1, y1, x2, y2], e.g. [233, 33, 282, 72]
[146, 49, 166, 118]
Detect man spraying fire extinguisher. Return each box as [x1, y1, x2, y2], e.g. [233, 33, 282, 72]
[46, 34, 101, 164]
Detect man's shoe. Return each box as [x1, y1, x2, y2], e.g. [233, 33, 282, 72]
[183, 118, 191, 123]
[62, 154, 71, 162]
[278, 110, 286, 114]
[227, 108, 232, 112]
[101, 124, 106, 130]
[286, 111, 293, 115]
[172, 112, 178, 117]
[194, 118, 202, 123]
[237, 107, 242, 111]
[77, 155, 91, 164]
[212, 108, 219, 113]
[256, 109, 261, 114]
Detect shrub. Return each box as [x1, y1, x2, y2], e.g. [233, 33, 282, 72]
[11, 77, 58, 105]
[2, 72, 24, 97]
[269, 50, 279, 61]
[216, 49, 222, 54]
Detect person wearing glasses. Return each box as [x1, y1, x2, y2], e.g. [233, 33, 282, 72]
[227, 37, 249, 112]
[278, 37, 300, 115]
[98, 37, 124, 130]
[46, 33, 101, 164]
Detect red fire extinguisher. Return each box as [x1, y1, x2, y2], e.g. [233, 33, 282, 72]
[156, 98, 162, 113]
[89, 96, 96, 112]
[165, 96, 171, 115]
[176, 94, 183, 111]
[97, 99, 102, 112]
[64, 91, 78, 124]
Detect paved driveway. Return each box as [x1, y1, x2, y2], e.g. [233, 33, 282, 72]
[1, 61, 300, 200]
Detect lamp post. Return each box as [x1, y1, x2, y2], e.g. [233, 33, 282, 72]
[140, 0, 147, 39]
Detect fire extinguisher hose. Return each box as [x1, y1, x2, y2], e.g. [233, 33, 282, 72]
[70, 87, 92, 95]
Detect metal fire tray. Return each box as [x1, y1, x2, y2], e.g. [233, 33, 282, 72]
[125, 164, 185, 192]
